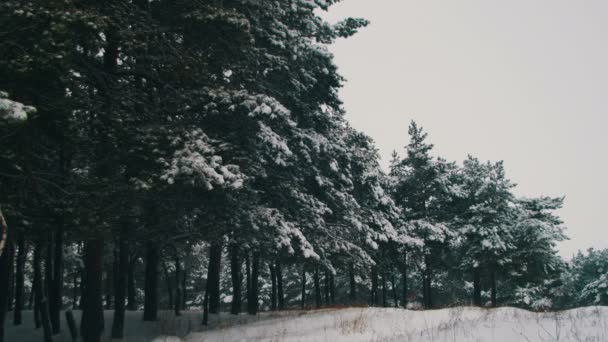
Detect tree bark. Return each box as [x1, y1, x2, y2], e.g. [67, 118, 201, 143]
[323, 271, 330, 306]
[401, 255, 408, 308]
[174, 254, 181, 316]
[313, 266, 321, 309]
[276, 260, 285, 310]
[229, 244, 241, 315]
[111, 228, 129, 339]
[206, 242, 222, 314]
[143, 241, 159, 321]
[382, 273, 388, 307]
[269, 261, 277, 311]
[247, 252, 260, 315]
[473, 267, 482, 307]
[370, 266, 378, 306]
[50, 221, 64, 334]
[13, 234, 25, 325]
[163, 261, 174, 310]
[33, 247, 41, 328]
[245, 252, 251, 310]
[490, 268, 497, 307]
[181, 266, 187, 310]
[34, 241, 53, 342]
[300, 265, 306, 310]
[0, 207, 7, 259]
[349, 262, 356, 304]
[0, 238, 13, 342]
[329, 273, 336, 305]
[80, 237, 104, 342]
[105, 258, 113, 310]
[127, 255, 136, 311]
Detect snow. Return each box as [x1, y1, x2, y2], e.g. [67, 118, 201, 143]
[0, 91, 36, 123]
[186, 306, 608, 342]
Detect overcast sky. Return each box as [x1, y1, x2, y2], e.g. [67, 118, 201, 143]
[321, 0, 608, 257]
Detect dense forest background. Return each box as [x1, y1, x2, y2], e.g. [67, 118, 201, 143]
[1, 1, 607, 342]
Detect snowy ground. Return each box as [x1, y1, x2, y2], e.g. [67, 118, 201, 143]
[6, 306, 608, 342]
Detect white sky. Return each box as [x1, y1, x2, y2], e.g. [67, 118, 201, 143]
[321, 0, 608, 257]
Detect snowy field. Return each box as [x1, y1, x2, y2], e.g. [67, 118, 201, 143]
[6, 306, 608, 342]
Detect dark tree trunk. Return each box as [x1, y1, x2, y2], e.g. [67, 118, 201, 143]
[105, 259, 113, 310]
[276, 260, 285, 310]
[245, 252, 251, 310]
[111, 228, 129, 339]
[174, 254, 181, 316]
[50, 222, 64, 334]
[473, 267, 482, 307]
[163, 262, 174, 310]
[181, 266, 187, 310]
[143, 241, 159, 321]
[324, 271, 330, 306]
[80, 238, 104, 342]
[313, 266, 321, 309]
[247, 252, 259, 315]
[382, 273, 388, 307]
[349, 263, 356, 304]
[329, 273, 336, 305]
[13, 235, 25, 325]
[229, 244, 241, 315]
[391, 274, 398, 308]
[0, 239, 13, 342]
[206, 242, 222, 314]
[370, 266, 378, 306]
[401, 255, 408, 308]
[269, 262, 277, 311]
[490, 268, 497, 307]
[300, 265, 306, 310]
[33, 247, 41, 328]
[6, 245, 13, 312]
[44, 230, 58, 333]
[34, 241, 53, 342]
[201, 291, 209, 326]
[72, 271, 78, 308]
[127, 255, 136, 311]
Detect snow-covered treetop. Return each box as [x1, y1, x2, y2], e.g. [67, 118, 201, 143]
[0, 91, 35, 123]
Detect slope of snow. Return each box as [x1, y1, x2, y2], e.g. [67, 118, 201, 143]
[187, 306, 608, 342]
[6, 306, 608, 342]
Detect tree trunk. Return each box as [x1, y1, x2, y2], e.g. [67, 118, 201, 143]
[490, 268, 497, 307]
[349, 262, 356, 304]
[229, 244, 241, 315]
[324, 271, 330, 306]
[50, 221, 64, 334]
[33, 247, 41, 328]
[329, 274, 335, 305]
[181, 266, 187, 310]
[174, 254, 181, 316]
[44, 230, 57, 332]
[276, 260, 285, 310]
[473, 267, 482, 307]
[245, 252, 251, 310]
[401, 255, 408, 308]
[269, 262, 277, 311]
[111, 228, 129, 339]
[0, 238, 13, 342]
[105, 259, 113, 310]
[207, 242, 222, 314]
[0, 207, 7, 259]
[370, 266, 378, 306]
[13, 235, 25, 325]
[80, 237, 104, 342]
[7, 245, 13, 312]
[391, 274, 398, 308]
[300, 265, 306, 310]
[313, 266, 321, 309]
[247, 252, 259, 315]
[143, 241, 159, 321]
[34, 241, 53, 342]
[382, 273, 388, 307]
[127, 255, 136, 311]
[163, 262, 173, 310]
